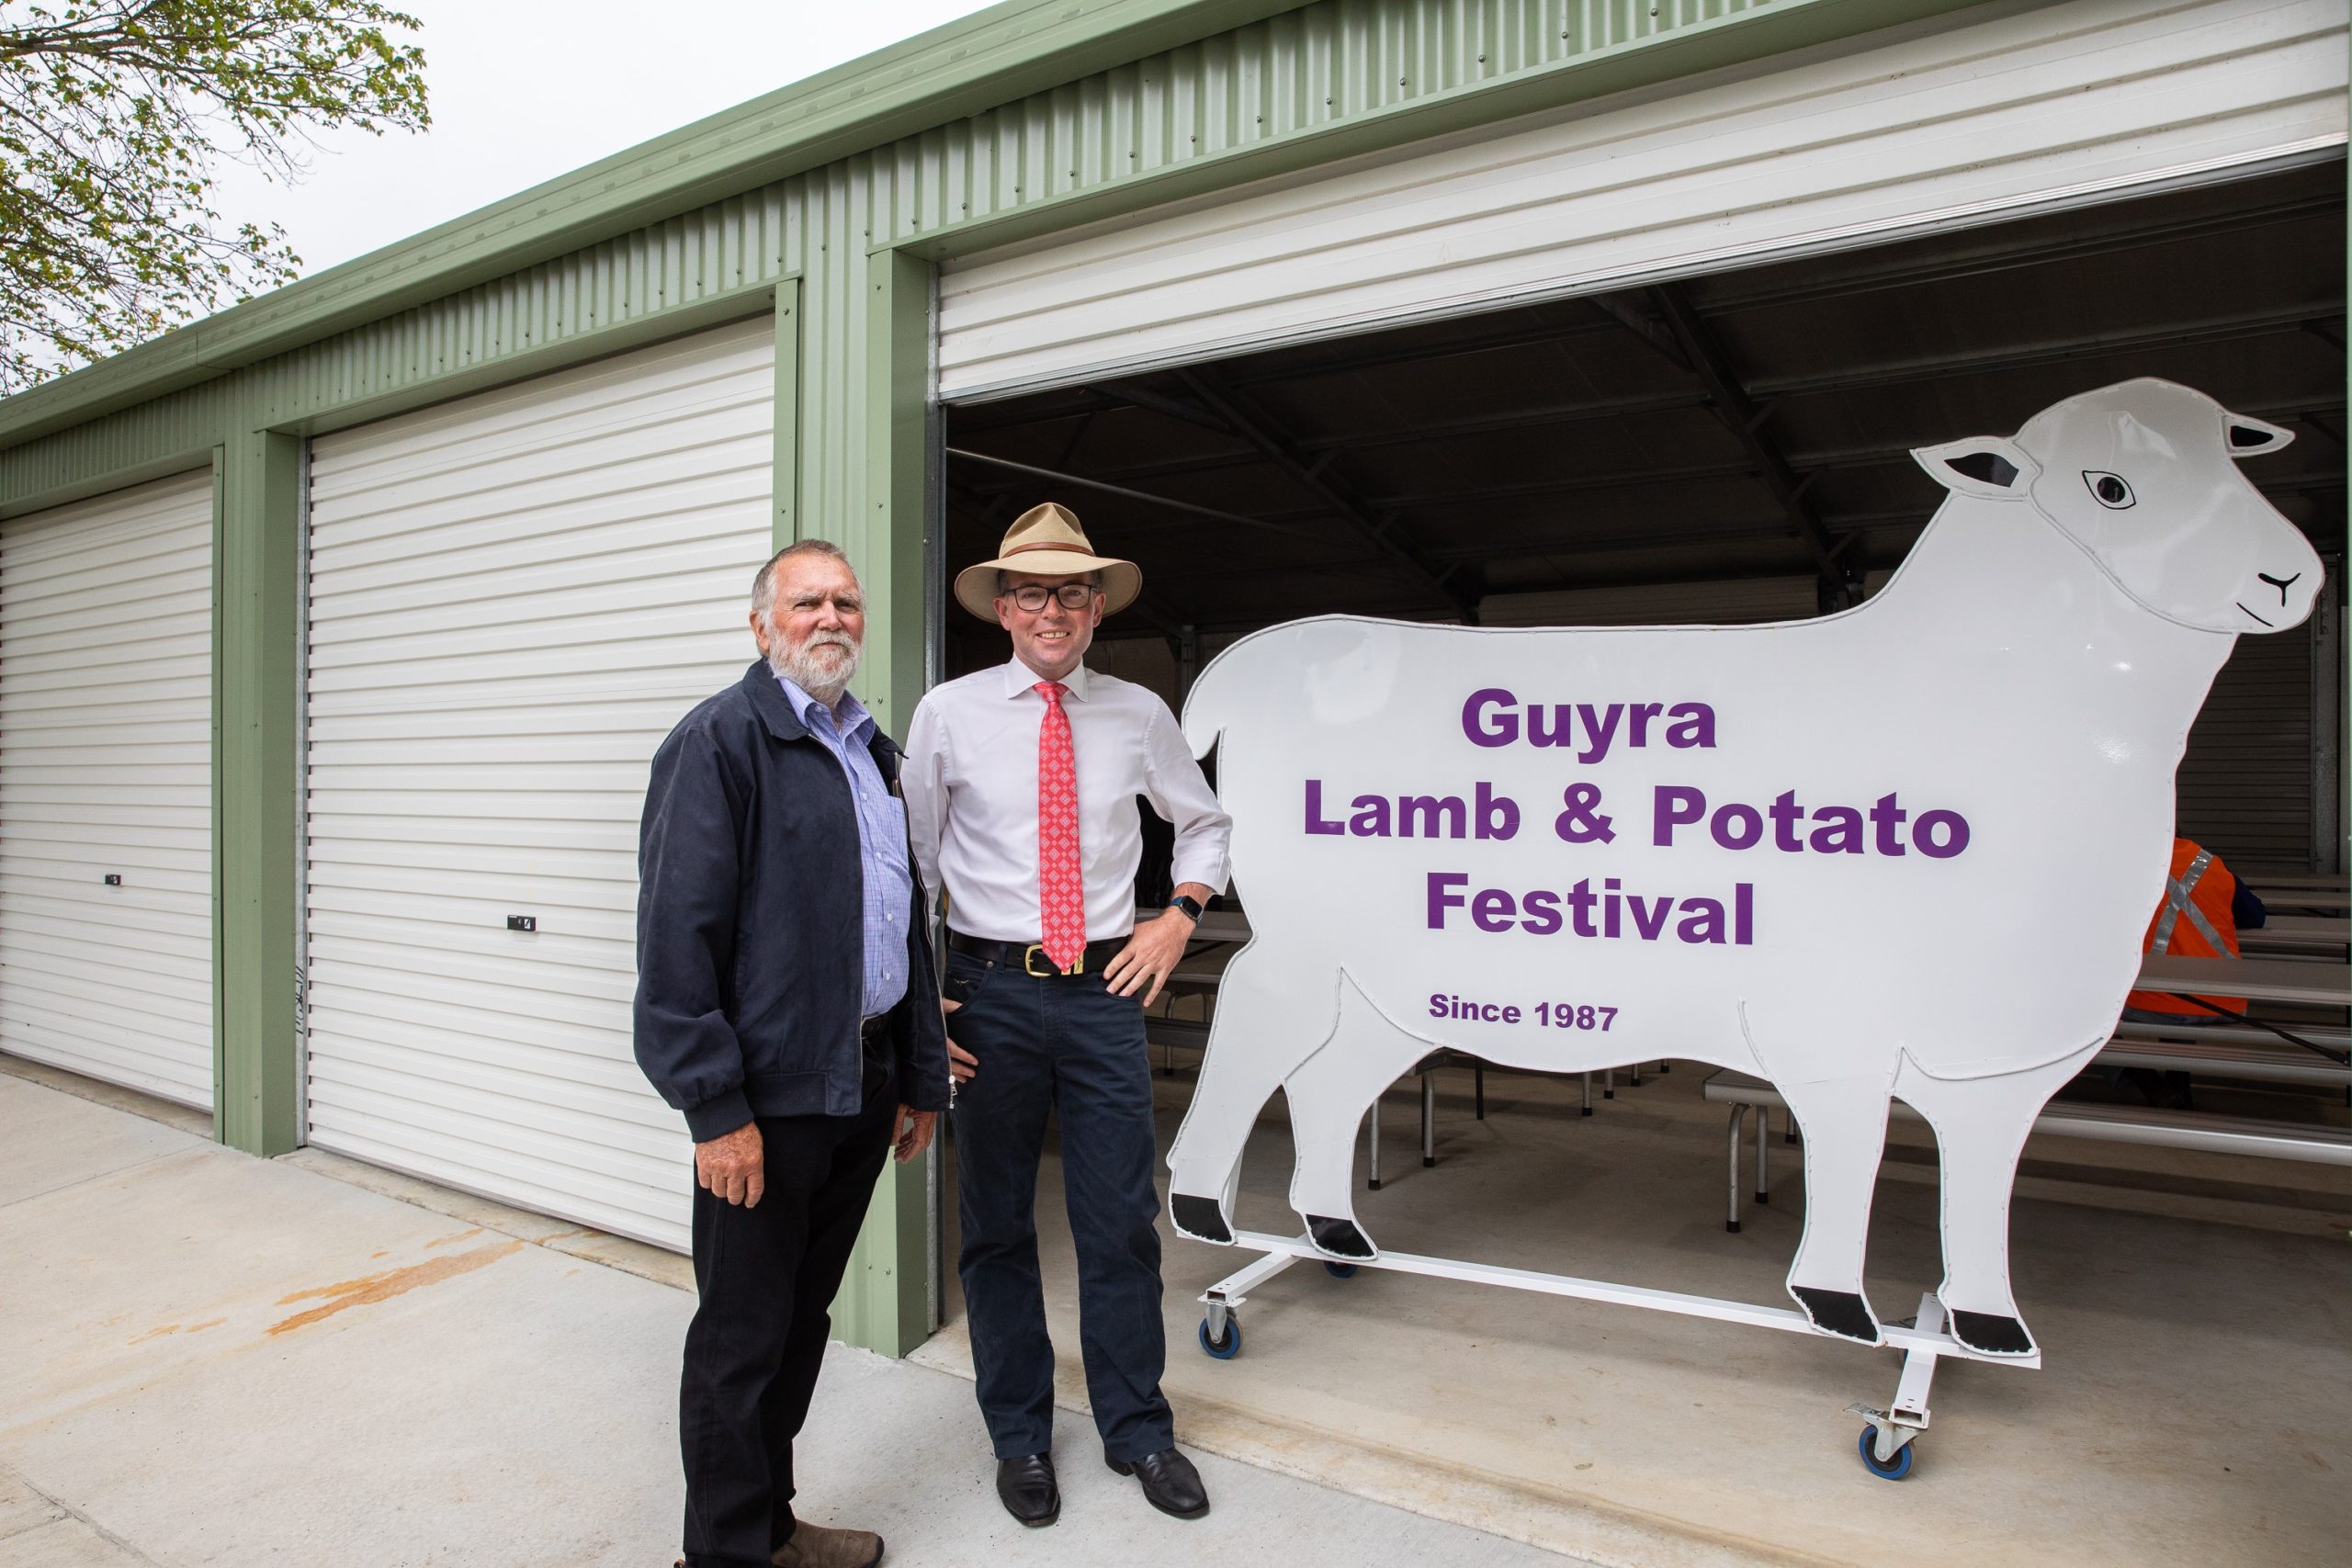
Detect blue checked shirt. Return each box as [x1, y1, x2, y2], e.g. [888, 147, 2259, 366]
[776, 675, 913, 1019]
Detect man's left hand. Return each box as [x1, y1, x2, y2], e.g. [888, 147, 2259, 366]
[894, 1107, 936, 1163]
[1102, 907, 1195, 1007]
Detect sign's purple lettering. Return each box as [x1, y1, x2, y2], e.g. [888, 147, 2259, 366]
[1648, 785, 1969, 858]
[1462, 689, 1717, 760]
[1427, 994, 1615, 1030]
[1428, 872, 1753, 946]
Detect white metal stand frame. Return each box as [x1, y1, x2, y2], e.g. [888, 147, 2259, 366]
[1196, 1230, 2030, 1477]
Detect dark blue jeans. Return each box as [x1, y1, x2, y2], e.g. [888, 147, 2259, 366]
[945, 947, 1173, 1463]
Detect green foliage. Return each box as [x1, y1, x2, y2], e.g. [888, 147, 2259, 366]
[0, 1, 428, 392]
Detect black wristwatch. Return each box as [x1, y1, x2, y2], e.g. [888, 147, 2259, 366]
[1167, 894, 1205, 922]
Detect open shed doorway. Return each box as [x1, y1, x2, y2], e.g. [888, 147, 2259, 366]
[915, 159, 2348, 1566]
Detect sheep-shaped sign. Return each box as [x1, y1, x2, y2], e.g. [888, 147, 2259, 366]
[1166, 378, 2323, 1360]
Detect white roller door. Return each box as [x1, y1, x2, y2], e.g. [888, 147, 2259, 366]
[304, 318, 775, 1251]
[0, 472, 215, 1108]
[940, 0, 2348, 399]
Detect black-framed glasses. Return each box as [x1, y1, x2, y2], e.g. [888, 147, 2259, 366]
[1004, 582, 1097, 612]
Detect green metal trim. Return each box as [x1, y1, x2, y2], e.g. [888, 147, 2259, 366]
[775, 280, 804, 542]
[209, 455, 227, 1139]
[214, 426, 303, 1156]
[0, 0, 1303, 448]
[826, 249, 938, 1358]
[0, 446, 222, 521]
[288, 282, 791, 444]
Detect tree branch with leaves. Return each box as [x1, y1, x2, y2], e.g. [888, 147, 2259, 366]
[0, 0, 428, 393]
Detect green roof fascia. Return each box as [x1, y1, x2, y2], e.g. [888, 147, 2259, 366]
[0, 0, 1302, 447]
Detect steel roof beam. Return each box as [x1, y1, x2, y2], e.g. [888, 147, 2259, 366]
[1001, 299, 2342, 439]
[1294, 389, 1714, 452]
[960, 396, 2349, 525]
[1164, 366, 1480, 620]
[1648, 282, 1851, 592]
[957, 388, 2348, 504]
[944, 447, 1314, 537]
[1193, 303, 2345, 414]
[1418, 517, 1808, 562]
[1092, 379, 1235, 435]
[950, 388, 1116, 434]
[1586, 294, 1692, 370]
[1747, 304, 2344, 398]
[955, 388, 1716, 497]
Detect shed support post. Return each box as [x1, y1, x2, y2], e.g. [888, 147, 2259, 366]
[820, 250, 936, 1358]
[215, 427, 304, 1156]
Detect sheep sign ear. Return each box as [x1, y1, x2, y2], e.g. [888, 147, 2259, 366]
[2225, 412, 2294, 457]
[1914, 437, 2040, 499]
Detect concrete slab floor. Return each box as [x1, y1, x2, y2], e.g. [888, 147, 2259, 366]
[0, 1066, 1571, 1568]
[925, 1057, 2352, 1568]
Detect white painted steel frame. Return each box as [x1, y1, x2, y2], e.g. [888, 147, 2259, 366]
[1200, 1235, 2010, 1470]
[940, 0, 2350, 400]
[1204, 1229, 2039, 1368]
[0, 471, 217, 1109]
[302, 318, 777, 1252]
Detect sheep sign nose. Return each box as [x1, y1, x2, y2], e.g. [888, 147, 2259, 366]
[2257, 570, 2301, 604]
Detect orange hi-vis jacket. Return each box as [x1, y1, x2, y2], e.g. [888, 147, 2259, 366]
[2122, 838, 2246, 1016]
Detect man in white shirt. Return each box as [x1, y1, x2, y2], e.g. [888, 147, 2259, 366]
[902, 502, 1230, 1529]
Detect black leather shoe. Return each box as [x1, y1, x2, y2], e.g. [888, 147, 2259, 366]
[995, 1452, 1059, 1528]
[1106, 1447, 1209, 1519]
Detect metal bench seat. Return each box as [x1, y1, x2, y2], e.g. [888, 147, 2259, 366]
[1702, 1066, 2352, 1233]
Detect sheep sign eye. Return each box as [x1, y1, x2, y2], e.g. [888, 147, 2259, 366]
[2084, 470, 2134, 509]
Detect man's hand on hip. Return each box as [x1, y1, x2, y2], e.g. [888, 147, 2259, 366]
[695, 1122, 764, 1207]
[1103, 906, 1196, 1007]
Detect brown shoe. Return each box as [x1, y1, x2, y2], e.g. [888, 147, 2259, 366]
[771, 1521, 884, 1568]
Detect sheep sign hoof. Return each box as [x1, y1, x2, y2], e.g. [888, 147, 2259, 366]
[1159, 378, 2321, 1364]
[1170, 1194, 1232, 1245]
[1950, 1311, 2036, 1358]
[1306, 1215, 1376, 1260]
[1792, 1287, 1883, 1346]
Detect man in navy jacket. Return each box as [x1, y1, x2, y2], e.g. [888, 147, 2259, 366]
[636, 538, 948, 1568]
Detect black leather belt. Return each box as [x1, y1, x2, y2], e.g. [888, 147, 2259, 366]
[859, 1012, 891, 1050]
[946, 931, 1127, 976]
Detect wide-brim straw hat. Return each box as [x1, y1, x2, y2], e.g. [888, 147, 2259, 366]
[953, 502, 1141, 621]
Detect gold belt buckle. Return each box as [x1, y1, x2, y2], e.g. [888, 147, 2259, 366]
[1023, 942, 1080, 977]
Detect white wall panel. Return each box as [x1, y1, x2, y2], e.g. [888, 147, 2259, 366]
[304, 318, 775, 1252]
[941, 0, 2349, 399]
[0, 472, 215, 1107]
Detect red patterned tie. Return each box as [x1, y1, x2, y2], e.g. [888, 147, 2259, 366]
[1035, 682, 1085, 972]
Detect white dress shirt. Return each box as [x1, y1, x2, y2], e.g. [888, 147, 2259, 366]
[903, 657, 1232, 942]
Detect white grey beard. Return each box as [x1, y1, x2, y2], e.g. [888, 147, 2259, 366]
[771, 633, 860, 705]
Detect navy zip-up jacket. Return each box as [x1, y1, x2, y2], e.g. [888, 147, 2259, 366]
[634, 660, 949, 1140]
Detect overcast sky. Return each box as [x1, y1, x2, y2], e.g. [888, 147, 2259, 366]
[207, 1, 1001, 279]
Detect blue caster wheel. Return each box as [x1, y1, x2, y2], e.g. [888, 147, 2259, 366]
[1199, 1314, 1240, 1359]
[1857, 1426, 1913, 1480]
[1324, 1261, 1358, 1279]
